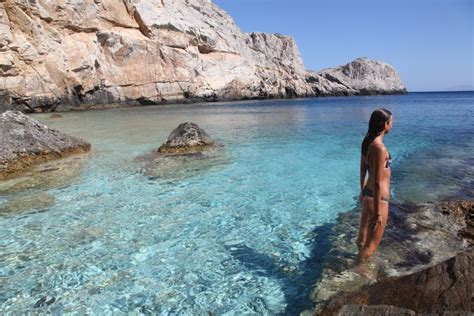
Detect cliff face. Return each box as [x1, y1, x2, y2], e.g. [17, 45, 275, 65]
[0, 0, 406, 112]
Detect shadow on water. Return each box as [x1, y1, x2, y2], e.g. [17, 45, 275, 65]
[226, 217, 337, 315]
[226, 194, 468, 315]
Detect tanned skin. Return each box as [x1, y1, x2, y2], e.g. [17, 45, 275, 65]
[356, 117, 393, 263]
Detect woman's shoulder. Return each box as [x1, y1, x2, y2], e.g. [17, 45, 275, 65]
[368, 142, 388, 158]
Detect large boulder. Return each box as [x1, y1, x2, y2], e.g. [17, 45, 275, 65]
[0, 111, 90, 179]
[157, 122, 216, 154]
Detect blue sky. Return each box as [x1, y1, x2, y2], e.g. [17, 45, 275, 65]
[214, 0, 473, 92]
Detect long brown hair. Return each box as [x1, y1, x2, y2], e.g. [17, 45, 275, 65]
[361, 108, 392, 156]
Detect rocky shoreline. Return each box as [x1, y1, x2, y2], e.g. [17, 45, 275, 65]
[310, 200, 474, 316]
[0, 0, 406, 113]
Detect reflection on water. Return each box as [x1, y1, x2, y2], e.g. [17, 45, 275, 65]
[0, 92, 472, 314]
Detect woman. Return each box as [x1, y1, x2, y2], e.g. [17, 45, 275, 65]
[356, 108, 393, 264]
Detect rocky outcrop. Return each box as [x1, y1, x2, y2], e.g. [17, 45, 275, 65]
[0, 111, 90, 179]
[437, 200, 474, 242]
[157, 122, 216, 154]
[0, 0, 406, 112]
[311, 200, 474, 315]
[306, 57, 407, 96]
[320, 248, 474, 315]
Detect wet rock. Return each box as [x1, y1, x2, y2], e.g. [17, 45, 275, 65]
[309, 200, 472, 313]
[0, 111, 90, 179]
[437, 200, 474, 242]
[49, 113, 63, 119]
[319, 248, 474, 315]
[0, 192, 55, 214]
[0, 154, 88, 195]
[135, 122, 227, 180]
[335, 304, 415, 316]
[157, 122, 216, 155]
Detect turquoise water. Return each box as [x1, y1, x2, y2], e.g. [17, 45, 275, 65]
[0, 92, 473, 314]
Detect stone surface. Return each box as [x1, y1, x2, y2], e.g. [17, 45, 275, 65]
[319, 248, 474, 315]
[0, 111, 91, 179]
[437, 200, 474, 242]
[309, 199, 473, 315]
[157, 122, 215, 154]
[306, 57, 407, 96]
[335, 304, 416, 316]
[0, 0, 406, 112]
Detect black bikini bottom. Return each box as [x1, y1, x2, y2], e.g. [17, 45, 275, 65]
[363, 187, 390, 203]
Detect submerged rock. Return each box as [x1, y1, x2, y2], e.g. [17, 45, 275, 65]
[320, 248, 474, 315]
[49, 113, 63, 119]
[135, 122, 227, 180]
[0, 111, 90, 179]
[157, 122, 216, 155]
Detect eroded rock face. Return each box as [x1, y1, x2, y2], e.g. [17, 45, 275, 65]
[157, 122, 215, 154]
[0, 111, 91, 179]
[0, 1, 406, 112]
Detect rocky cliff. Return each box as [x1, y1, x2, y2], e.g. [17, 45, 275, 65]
[306, 57, 407, 96]
[0, 0, 406, 112]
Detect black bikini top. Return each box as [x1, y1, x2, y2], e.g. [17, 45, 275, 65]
[386, 152, 392, 169]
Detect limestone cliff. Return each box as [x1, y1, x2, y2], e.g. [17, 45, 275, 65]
[0, 0, 406, 112]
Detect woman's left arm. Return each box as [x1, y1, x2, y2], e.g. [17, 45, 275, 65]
[359, 155, 368, 201]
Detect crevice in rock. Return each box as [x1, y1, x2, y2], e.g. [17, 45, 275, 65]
[133, 10, 152, 38]
[62, 24, 99, 33]
[164, 44, 187, 51]
[99, 16, 138, 30]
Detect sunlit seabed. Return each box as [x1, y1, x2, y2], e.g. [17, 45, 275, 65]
[0, 92, 473, 314]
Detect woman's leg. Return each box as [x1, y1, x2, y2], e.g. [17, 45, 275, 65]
[356, 203, 371, 251]
[358, 197, 389, 261]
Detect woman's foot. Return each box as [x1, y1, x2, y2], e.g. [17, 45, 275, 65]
[352, 260, 377, 281]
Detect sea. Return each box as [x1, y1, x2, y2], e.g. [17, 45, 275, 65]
[0, 91, 473, 314]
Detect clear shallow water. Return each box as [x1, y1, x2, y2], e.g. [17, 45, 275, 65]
[0, 92, 473, 314]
